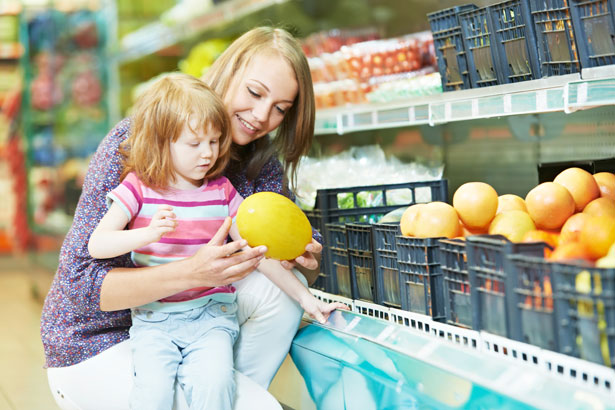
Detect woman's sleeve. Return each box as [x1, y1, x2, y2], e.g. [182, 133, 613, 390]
[56, 119, 134, 315]
[255, 158, 324, 244]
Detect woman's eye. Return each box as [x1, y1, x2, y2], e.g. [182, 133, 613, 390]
[275, 106, 286, 115]
[247, 87, 260, 98]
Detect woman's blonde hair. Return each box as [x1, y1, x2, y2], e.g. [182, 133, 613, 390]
[121, 73, 231, 190]
[202, 27, 315, 192]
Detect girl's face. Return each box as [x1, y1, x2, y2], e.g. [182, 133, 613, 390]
[170, 118, 221, 190]
[227, 53, 299, 146]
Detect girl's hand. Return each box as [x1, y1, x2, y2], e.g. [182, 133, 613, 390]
[281, 238, 322, 271]
[147, 205, 177, 241]
[300, 295, 349, 324]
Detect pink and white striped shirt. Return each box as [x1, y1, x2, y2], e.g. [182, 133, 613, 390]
[108, 172, 243, 311]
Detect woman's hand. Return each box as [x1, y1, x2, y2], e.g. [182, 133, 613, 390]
[280, 239, 322, 271]
[186, 217, 267, 287]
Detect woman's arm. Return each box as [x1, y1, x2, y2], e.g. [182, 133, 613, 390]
[100, 217, 266, 311]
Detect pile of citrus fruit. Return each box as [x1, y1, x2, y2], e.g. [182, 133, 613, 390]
[400, 167, 615, 266]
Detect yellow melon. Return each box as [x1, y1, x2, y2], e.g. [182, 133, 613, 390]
[236, 192, 312, 260]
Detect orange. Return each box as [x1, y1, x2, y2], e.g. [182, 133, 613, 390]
[452, 182, 498, 230]
[496, 194, 527, 214]
[583, 197, 615, 218]
[413, 201, 461, 239]
[461, 222, 488, 238]
[579, 215, 615, 259]
[521, 229, 558, 257]
[549, 241, 594, 262]
[399, 203, 425, 236]
[488, 210, 536, 242]
[559, 212, 589, 245]
[525, 182, 575, 230]
[594, 172, 615, 201]
[553, 167, 600, 212]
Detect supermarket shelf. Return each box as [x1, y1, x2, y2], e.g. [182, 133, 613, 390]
[309, 289, 615, 403]
[115, 0, 286, 64]
[314, 72, 615, 135]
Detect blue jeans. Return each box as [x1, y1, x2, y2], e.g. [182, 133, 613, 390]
[129, 300, 239, 410]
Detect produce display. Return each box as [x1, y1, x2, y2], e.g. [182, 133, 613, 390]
[400, 167, 615, 266]
[236, 192, 312, 261]
[23, 7, 112, 234]
[308, 31, 441, 109]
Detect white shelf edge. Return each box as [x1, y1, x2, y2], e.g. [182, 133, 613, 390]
[309, 289, 615, 399]
[314, 73, 615, 135]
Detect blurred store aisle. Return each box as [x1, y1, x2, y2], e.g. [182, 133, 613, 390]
[0, 256, 58, 409]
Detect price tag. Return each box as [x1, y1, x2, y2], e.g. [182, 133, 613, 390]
[536, 89, 548, 112]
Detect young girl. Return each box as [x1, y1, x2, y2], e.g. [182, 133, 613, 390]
[88, 73, 344, 409]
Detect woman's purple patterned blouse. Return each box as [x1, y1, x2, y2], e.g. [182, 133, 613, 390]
[40, 118, 321, 368]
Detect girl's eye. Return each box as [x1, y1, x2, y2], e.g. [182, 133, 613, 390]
[247, 87, 260, 98]
[189, 142, 199, 147]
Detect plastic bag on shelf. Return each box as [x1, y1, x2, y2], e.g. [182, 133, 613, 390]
[296, 145, 443, 210]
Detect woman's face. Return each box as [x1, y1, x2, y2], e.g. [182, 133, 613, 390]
[227, 52, 299, 146]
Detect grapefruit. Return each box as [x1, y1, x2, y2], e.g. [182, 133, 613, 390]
[400, 203, 425, 237]
[496, 194, 527, 214]
[559, 212, 589, 245]
[453, 182, 498, 230]
[550, 241, 594, 262]
[583, 197, 615, 218]
[594, 172, 615, 201]
[236, 192, 312, 260]
[553, 167, 600, 212]
[525, 182, 575, 230]
[579, 215, 615, 260]
[413, 201, 460, 239]
[488, 210, 536, 242]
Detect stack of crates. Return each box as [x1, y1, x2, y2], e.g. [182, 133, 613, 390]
[396, 236, 446, 321]
[428, 4, 477, 91]
[458, 0, 543, 87]
[439, 238, 472, 328]
[305, 180, 449, 300]
[465, 235, 549, 337]
[427, 0, 615, 87]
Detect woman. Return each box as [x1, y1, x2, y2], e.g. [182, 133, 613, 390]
[41, 27, 322, 409]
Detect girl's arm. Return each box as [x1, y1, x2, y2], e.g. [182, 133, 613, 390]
[229, 222, 346, 323]
[88, 203, 176, 259]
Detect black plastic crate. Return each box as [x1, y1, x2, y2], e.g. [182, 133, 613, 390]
[346, 223, 375, 301]
[373, 222, 402, 308]
[529, 0, 580, 76]
[428, 4, 478, 91]
[506, 254, 558, 351]
[552, 262, 615, 367]
[489, 0, 543, 83]
[439, 238, 472, 328]
[326, 223, 352, 298]
[569, 0, 615, 68]
[305, 180, 449, 296]
[459, 6, 504, 87]
[396, 236, 446, 321]
[465, 235, 549, 337]
[537, 157, 615, 183]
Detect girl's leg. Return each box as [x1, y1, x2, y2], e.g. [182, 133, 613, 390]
[178, 328, 235, 410]
[233, 269, 307, 388]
